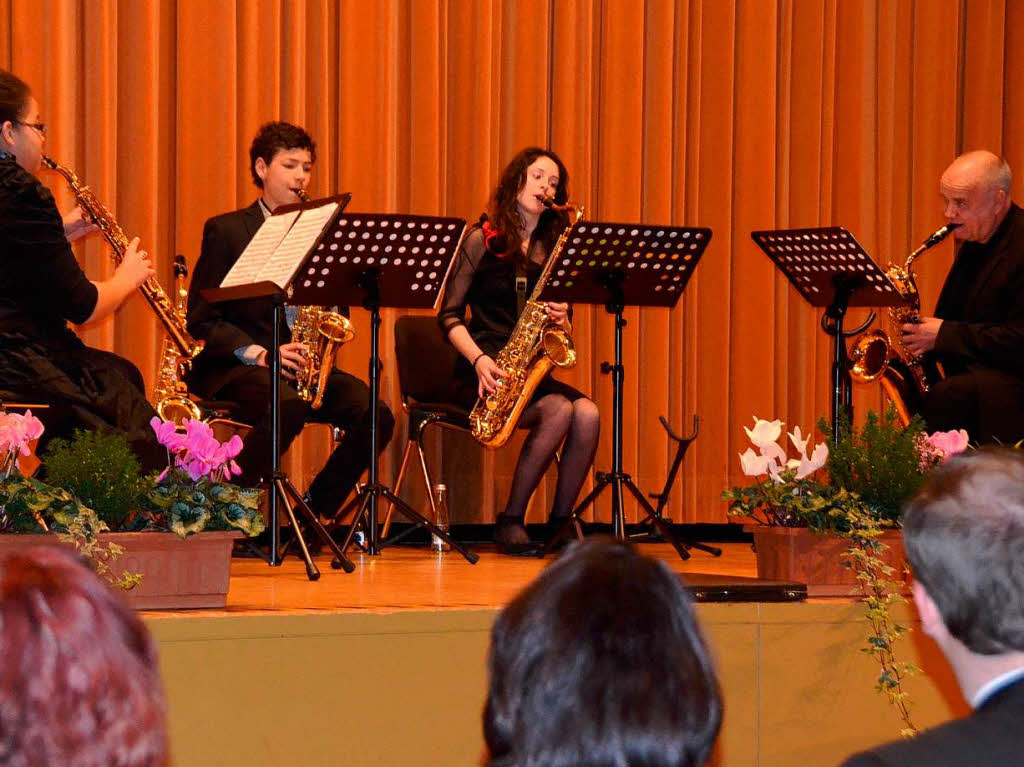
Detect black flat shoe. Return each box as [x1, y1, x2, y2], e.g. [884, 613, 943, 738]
[495, 520, 540, 556]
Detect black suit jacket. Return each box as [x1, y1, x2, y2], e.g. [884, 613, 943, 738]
[839, 677, 1024, 767]
[932, 203, 1024, 379]
[185, 200, 291, 396]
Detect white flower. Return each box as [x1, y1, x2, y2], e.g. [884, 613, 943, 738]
[788, 425, 810, 456]
[739, 448, 770, 477]
[795, 442, 829, 479]
[759, 441, 788, 466]
[744, 417, 783, 449]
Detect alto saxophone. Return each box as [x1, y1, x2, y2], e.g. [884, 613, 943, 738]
[288, 188, 356, 409]
[850, 222, 960, 426]
[154, 256, 202, 424]
[470, 199, 582, 448]
[41, 156, 205, 371]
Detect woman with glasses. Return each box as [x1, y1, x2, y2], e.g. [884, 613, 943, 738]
[437, 147, 600, 555]
[0, 70, 163, 470]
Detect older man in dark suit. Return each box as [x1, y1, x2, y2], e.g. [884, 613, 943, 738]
[186, 122, 393, 521]
[901, 151, 1024, 444]
[840, 448, 1024, 766]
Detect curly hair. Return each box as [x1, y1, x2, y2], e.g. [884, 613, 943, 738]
[486, 147, 570, 262]
[0, 547, 168, 767]
[248, 121, 317, 189]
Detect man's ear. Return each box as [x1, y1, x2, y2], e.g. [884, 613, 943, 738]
[254, 156, 267, 183]
[912, 580, 946, 641]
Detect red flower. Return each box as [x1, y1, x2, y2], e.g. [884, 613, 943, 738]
[482, 220, 509, 257]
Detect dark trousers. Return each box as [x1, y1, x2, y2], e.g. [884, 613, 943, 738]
[215, 366, 395, 517]
[923, 368, 1024, 445]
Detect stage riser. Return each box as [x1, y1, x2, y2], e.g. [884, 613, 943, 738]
[148, 602, 964, 766]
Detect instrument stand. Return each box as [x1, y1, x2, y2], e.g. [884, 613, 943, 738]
[537, 219, 717, 561]
[202, 283, 356, 580]
[330, 271, 478, 565]
[750, 226, 907, 441]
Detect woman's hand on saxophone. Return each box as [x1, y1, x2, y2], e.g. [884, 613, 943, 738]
[543, 302, 571, 331]
[61, 205, 99, 242]
[115, 237, 156, 289]
[475, 354, 507, 398]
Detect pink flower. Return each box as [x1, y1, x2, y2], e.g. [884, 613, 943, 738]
[925, 429, 970, 462]
[151, 416, 247, 483]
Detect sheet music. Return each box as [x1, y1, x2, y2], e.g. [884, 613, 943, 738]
[261, 202, 340, 288]
[219, 210, 300, 287]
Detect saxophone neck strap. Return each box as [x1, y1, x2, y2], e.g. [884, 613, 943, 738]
[514, 260, 528, 319]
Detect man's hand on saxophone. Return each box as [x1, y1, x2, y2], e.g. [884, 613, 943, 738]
[255, 341, 308, 381]
[901, 316, 943, 359]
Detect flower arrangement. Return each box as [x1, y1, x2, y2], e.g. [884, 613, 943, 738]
[723, 406, 969, 736]
[144, 417, 264, 539]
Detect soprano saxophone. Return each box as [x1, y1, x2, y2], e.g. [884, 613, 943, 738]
[470, 199, 582, 448]
[41, 156, 205, 371]
[153, 256, 202, 424]
[288, 188, 355, 409]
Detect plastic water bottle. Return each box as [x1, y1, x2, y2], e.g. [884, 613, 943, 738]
[431, 483, 451, 553]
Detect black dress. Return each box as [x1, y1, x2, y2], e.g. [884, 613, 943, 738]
[437, 224, 587, 410]
[0, 152, 163, 471]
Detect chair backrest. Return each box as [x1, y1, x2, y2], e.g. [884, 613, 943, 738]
[394, 315, 462, 407]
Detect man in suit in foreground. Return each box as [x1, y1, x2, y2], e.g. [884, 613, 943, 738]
[901, 150, 1024, 444]
[841, 448, 1024, 766]
[186, 121, 394, 521]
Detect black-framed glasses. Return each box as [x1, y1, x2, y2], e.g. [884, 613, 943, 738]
[16, 121, 46, 135]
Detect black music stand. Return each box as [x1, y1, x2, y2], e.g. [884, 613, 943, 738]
[750, 227, 907, 440]
[287, 211, 478, 565]
[201, 281, 356, 579]
[539, 221, 719, 561]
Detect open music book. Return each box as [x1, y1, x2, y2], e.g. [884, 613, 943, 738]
[220, 195, 349, 290]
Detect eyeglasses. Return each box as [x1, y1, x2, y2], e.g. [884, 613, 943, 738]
[16, 121, 46, 136]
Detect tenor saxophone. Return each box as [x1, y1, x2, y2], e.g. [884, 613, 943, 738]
[850, 222, 960, 426]
[470, 199, 582, 448]
[288, 187, 356, 409]
[41, 156, 205, 371]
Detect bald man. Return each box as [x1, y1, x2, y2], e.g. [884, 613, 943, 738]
[900, 151, 1024, 444]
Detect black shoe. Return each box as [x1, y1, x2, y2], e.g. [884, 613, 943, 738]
[495, 519, 540, 556]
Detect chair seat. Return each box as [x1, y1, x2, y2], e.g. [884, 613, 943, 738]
[407, 401, 471, 437]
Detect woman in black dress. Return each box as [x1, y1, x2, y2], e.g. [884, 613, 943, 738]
[0, 70, 163, 470]
[438, 147, 600, 554]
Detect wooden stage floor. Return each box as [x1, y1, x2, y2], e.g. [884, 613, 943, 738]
[144, 540, 762, 619]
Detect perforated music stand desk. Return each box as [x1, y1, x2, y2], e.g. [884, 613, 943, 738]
[289, 211, 478, 564]
[750, 226, 909, 438]
[540, 220, 718, 561]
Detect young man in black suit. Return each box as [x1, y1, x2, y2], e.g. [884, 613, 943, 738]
[841, 448, 1024, 767]
[901, 150, 1024, 444]
[185, 121, 394, 521]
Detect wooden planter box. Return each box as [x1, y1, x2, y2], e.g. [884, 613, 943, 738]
[747, 525, 909, 598]
[0, 531, 240, 610]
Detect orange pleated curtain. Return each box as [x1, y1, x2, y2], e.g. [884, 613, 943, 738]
[3, 0, 1022, 524]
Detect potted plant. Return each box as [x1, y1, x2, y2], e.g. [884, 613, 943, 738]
[722, 407, 969, 734]
[0, 411, 265, 609]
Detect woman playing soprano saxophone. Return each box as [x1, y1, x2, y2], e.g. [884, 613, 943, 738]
[0, 70, 163, 470]
[438, 148, 600, 555]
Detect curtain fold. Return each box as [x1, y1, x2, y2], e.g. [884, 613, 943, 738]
[3, 0, 1020, 524]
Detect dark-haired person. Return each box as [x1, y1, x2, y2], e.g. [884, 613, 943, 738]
[438, 147, 600, 555]
[0, 546, 168, 766]
[901, 151, 1024, 444]
[485, 538, 722, 766]
[0, 69, 163, 470]
[186, 121, 394, 521]
[841, 448, 1024, 767]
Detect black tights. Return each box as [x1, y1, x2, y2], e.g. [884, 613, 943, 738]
[498, 394, 600, 523]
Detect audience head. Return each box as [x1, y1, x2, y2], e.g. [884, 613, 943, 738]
[484, 538, 722, 767]
[0, 546, 168, 767]
[0, 70, 44, 173]
[248, 121, 316, 209]
[488, 146, 570, 258]
[940, 150, 1013, 243]
[903, 447, 1024, 656]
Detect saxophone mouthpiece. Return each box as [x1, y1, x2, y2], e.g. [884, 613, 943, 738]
[536, 194, 555, 208]
[41, 155, 57, 170]
[293, 188, 310, 203]
[924, 222, 961, 248]
[535, 194, 582, 215]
